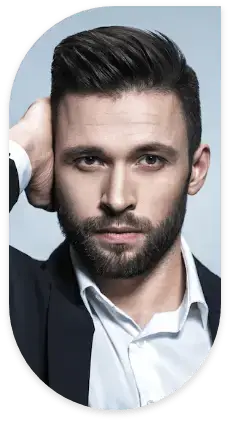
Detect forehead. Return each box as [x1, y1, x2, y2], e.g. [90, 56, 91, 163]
[55, 91, 187, 152]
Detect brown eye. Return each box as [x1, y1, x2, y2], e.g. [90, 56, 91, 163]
[138, 155, 164, 166]
[144, 155, 158, 165]
[73, 156, 105, 170]
[75, 156, 102, 166]
[82, 156, 98, 165]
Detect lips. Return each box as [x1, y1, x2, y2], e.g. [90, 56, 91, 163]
[94, 227, 143, 244]
[96, 226, 141, 234]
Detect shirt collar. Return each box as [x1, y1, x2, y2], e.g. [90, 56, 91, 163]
[69, 246, 100, 316]
[69, 236, 209, 329]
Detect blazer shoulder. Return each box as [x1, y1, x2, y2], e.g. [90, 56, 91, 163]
[9, 244, 45, 275]
[9, 244, 50, 301]
[194, 257, 220, 283]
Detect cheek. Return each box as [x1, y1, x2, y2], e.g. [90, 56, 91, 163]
[55, 168, 102, 219]
[137, 168, 188, 220]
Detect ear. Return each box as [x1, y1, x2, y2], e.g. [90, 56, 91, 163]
[188, 144, 210, 195]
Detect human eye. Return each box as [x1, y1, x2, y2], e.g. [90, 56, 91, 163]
[73, 156, 104, 170]
[137, 154, 166, 169]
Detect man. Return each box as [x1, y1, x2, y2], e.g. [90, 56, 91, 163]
[9, 26, 220, 409]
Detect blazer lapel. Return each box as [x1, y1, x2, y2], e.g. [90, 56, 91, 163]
[194, 258, 221, 344]
[42, 243, 220, 404]
[44, 240, 94, 405]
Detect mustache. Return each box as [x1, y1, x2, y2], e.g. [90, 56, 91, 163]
[80, 213, 152, 234]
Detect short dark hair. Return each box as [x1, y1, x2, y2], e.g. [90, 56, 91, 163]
[51, 26, 201, 161]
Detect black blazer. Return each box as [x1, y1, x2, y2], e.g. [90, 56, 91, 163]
[9, 158, 221, 406]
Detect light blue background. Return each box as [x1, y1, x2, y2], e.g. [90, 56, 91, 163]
[9, 6, 221, 275]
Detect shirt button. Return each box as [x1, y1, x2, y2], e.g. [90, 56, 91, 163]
[147, 400, 154, 405]
[136, 340, 147, 348]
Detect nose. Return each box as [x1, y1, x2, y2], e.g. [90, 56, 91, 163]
[100, 165, 136, 215]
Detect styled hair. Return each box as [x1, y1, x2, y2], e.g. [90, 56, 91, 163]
[51, 26, 202, 161]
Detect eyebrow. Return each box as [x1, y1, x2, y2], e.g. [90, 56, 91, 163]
[61, 142, 179, 163]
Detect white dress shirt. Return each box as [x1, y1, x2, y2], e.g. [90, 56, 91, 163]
[9, 139, 32, 193]
[10, 140, 212, 410]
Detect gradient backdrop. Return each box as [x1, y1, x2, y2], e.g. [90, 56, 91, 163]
[9, 6, 221, 275]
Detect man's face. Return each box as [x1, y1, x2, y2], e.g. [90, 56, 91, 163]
[54, 91, 191, 279]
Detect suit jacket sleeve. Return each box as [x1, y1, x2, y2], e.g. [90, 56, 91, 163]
[9, 139, 32, 210]
[9, 157, 20, 211]
[8, 144, 50, 382]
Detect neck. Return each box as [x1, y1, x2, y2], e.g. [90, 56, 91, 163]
[96, 236, 186, 328]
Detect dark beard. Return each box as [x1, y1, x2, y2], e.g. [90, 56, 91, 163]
[55, 184, 188, 279]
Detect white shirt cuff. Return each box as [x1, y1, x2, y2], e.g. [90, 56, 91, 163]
[9, 140, 32, 193]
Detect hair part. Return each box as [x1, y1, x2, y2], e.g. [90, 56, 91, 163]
[51, 26, 202, 164]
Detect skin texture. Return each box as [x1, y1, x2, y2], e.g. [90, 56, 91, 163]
[53, 91, 210, 325]
[9, 92, 210, 326]
[9, 98, 54, 209]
